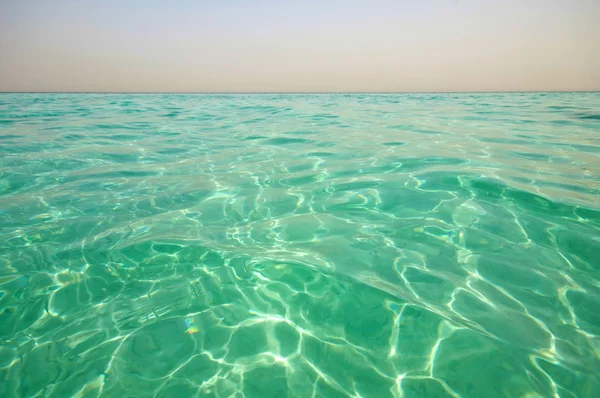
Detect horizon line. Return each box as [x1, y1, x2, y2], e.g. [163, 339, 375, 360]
[1, 90, 599, 94]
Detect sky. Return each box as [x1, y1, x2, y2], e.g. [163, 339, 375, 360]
[0, 0, 599, 92]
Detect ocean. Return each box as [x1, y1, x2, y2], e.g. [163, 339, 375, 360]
[1, 93, 599, 397]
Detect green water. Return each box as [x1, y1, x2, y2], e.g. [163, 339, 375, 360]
[1, 93, 599, 397]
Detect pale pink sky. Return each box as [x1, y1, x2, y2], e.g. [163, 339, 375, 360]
[1, 0, 599, 92]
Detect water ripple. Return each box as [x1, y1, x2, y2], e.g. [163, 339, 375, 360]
[1, 93, 599, 397]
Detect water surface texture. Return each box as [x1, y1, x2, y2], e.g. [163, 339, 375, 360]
[1, 93, 600, 397]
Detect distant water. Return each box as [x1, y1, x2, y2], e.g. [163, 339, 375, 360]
[1, 93, 599, 397]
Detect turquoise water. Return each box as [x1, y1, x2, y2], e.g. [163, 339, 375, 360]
[1, 93, 599, 397]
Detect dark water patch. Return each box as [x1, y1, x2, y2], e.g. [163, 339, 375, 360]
[460, 116, 489, 121]
[503, 187, 577, 218]
[547, 105, 579, 110]
[92, 123, 132, 130]
[413, 128, 448, 135]
[386, 124, 411, 131]
[463, 178, 507, 201]
[154, 131, 180, 137]
[578, 114, 600, 122]
[575, 207, 600, 224]
[553, 229, 600, 270]
[285, 162, 315, 173]
[382, 141, 406, 146]
[514, 134, 536, 140]
[0, 144, 49, 154]
[101, 134, 145, 141]
[212, 144, 245, 150]
[237, 105, 284, 113]
[242, 135, 267, 140]
[307, 151, 336, 157]
[91, 153, 143, 163]
[315, 141, 336, 148]
[284, 130, 316, 135]
[243, 117, 268, 124]
[265, 137, 314, 145]
[156, 147, 189, 155]
[470, 178, 590, 222]
[92, 123, 151, 131]
[551, 120, 580, 126]
[41, 125, 72, 131]
[532, 180, 600, 197]
[21, 111, 67, 118]
[418, 172, 470, 194]
[0, 134, 20, 140]
[62, 134, 86, 141]
[310, 113, 340, 120]
[0, 173, 35, 195]
[422, 157, 468, 165]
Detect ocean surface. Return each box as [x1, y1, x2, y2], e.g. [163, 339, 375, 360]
[1, 93, 599, 398]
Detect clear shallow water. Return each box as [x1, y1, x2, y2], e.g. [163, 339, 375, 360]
[0, 93, 599, 398]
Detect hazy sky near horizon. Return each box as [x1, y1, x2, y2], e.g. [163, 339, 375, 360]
[1, 0, 599, 92]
